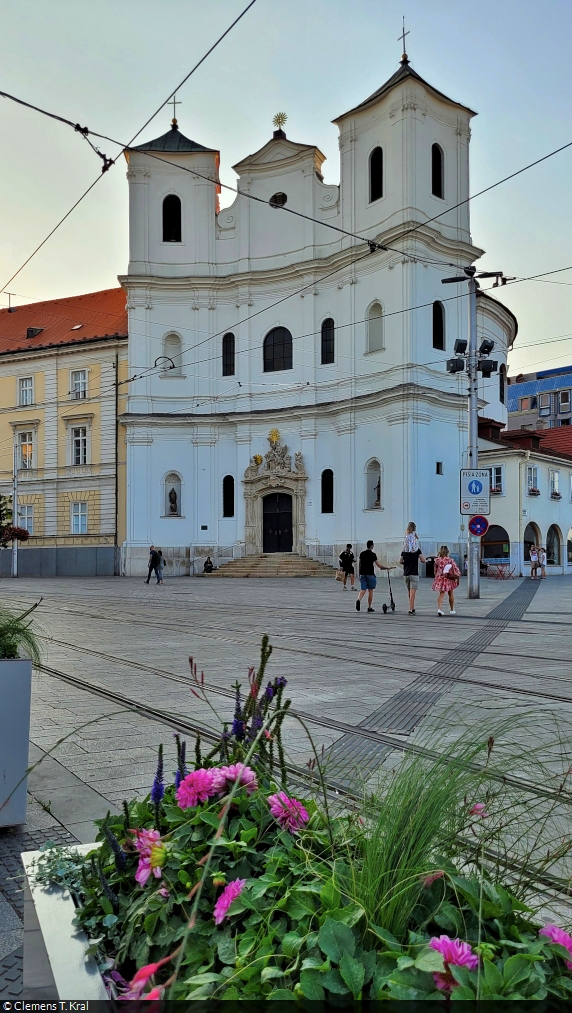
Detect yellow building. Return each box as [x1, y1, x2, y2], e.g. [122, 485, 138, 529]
[0, 289, 128, 576]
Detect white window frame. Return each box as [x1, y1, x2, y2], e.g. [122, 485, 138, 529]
[549, 469, 560, 495]
[72, 426, 88, 466]
[71, 501, 88, 534]
[489, 465, 504, 495]
[19, 376, 34, 406]
[70, 369, 88, 400]
[18, 504, 34, 534]
[18, 430, 34, 469]
[526, 464, 538, 492]
[539, 392, 551, 411]
[560, 390, 570, 410]
[366, 303, 385, 353]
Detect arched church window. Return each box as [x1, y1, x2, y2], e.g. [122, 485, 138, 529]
[499, 364, 507, 405]
[321, 469, 334, 513]
[367, 303, 384, 352]
[162, 194, 182, 242]
[431, 144, 444, 199]
[222, 333, 235, 376]
[366, 459, 381, 509]
[263, 327, 293, 372]
[222, 475, 235, 517]
[432, 301, 445, 350]
[369, 147, 383, 203]
[321, 318, 335, 365]
[164, 472, 182, 516]
[163, 333, 182, 375]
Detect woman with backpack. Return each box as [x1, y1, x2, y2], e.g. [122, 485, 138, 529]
[432, 545, 461, 616]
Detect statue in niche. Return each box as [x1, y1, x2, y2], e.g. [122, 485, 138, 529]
[294, 451, 305, 474]
[168, 487, 179, 514]
[264, 440, 291, 473]
[374, 477, 381, 508]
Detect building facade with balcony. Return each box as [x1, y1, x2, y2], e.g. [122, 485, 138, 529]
[0, 289, 128, 576]
[478, 420, 572, 575]
[506, 365, 572, 430]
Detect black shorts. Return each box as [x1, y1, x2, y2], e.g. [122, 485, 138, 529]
[342, 567, 355, 576]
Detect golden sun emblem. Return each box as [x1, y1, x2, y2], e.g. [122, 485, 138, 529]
[272, 112, 287, 130]
[268, 428, 280, 445]
[253, 454, 263, 465]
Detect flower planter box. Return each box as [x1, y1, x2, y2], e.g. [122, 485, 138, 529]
[22, 843, 107, 1000]
[0, 658, 32, 826]
[528, 489, 541, 496]
[550, 493, 562, 500]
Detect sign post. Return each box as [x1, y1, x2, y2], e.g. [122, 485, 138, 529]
[460, 470, 490, 599]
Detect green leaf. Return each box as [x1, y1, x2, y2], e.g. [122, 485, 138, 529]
[329, 902, 365, 927]
[414, 947, 445, 973]
[185, 972, 225, 985]
[483, 958, 503, 995]
[102, 913, 118, 928]
[282, 932, 303, 958]
[221, 986, 240, 998]
[397, 955, 415, 970]
[249, 873, 277, 900]
[143, 912, 158, 937]
[301, 956, 330, 972]
[261, 966, 283, 983]
[217, 931, 236, 965]
[300, 968, 325, 1000]
[320, 879, 341, 910]
[369, 923, 403, 951]
[240, 827, 257, 844]
[322, 968, 350, 994]
[339, 952, 365, 999]
[503, 954, 534, 992]
[177, 869, 192, 888]
[267, 989, 296, 999]
[238, 929, 258, 957]
[100, 896, 113, 916]
[451, 984, 476, 999]
[319, 917, 356, 963]
[200, 811, 220, 828]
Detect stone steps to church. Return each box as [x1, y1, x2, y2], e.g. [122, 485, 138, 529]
[207, 553, 336, 578]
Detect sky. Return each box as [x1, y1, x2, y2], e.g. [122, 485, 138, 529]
[1, 0, 571, 375]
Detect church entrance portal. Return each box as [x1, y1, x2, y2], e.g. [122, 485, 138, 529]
[262, 493, 293, 553]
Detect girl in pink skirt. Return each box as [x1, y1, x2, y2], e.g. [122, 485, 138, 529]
[432, 545, 461, 616]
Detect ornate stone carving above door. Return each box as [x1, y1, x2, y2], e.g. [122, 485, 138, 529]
[243, 434, 307, 555]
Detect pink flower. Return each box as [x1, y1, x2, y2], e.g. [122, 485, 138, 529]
[268, 791, 309, 832]
[469, 802, 489, 818]
[130, 828, 163, 886]
[423, 870, 444, 888]
[176, 768, 217, 808]
[539, 925, 572, 969]
[430, 935, 479, 992]
[158, 886, 170, 898]
[213, 878, 246, 925]
[132, 962, 163, 987]
[142, 985, 164, 1000]
[212, 763, 258, 795]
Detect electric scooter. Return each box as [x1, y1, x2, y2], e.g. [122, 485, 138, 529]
[381, 567, 396, 613]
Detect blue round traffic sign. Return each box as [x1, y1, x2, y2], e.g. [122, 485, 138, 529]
[468, 515, 489, 537]
[468, 479, 483, 495]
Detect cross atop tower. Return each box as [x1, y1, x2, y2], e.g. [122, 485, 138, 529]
[398, 17, 410, 64]
[170, 94, 181, 125]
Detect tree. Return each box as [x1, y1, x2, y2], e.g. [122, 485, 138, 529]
[0, 494, 30, 548]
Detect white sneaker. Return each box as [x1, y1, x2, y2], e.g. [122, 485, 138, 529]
[437, 609, 444, 616]
[449, 610, 457, 615]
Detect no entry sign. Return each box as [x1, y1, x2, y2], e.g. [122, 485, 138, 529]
[468, 515, 489, 537]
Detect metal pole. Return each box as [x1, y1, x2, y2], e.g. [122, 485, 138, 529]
[467, 274, 480, 599]
[11, 443, 18, 578]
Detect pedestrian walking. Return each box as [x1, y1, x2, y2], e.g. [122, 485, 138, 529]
[145, 545, 160, 584]
[400, 521, 426, 615]
[156, 549, 165, 584]
[538, 546, 547, 579]
[356, 540, 387, 613]
[529, 545, 539, 579]
[432, 545, 461, 616]
[339, 543, 356, 590]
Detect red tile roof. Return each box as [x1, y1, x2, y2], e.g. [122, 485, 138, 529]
[0, 288, 127, 356]
[536, 427, 572, 458]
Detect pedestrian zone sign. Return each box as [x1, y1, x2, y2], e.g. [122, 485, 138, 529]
[460, 469, 490, 515]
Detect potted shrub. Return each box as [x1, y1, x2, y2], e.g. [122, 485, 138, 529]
[528, 487, 541, 496]
[490, 487, 502, 495]
[0, 600, 41, 827]
[550, 491, 562, 500]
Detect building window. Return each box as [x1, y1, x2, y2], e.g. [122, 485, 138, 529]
[366, 459, 381, 509]
[431, 143, 444, 199]
[432, 301, 445, 350]
[568, 526, 572, 564]
[321, 469, 334, 513]
[71, 501, 88, 534]
[546, 524, 561, 565]
[222, 333, 235, 376]
[18, 505, 33, 534]
[519, 397, 529, 411]
[549, 469, 561, 497]
[18, 431, 33, 469]
[560, 389, 570, 411]
[482, 525, 510, 560]
[436, 461, 444, 475]
[499, 364, 507, 405]
[71, 369, 87, 400]
[489, 465, 503, 494]
[367, 302, 384, 352]
[222, 475, 235, 517]
[321, 318, 335, 365]
[19, 377, 34, 406]
[526, 465, 539, 493]
[164, 473, 181, 516]
[263, 327, 293, 372]
[72, 427, 87, 466]
[369, 147, 383, 203]
[163, 333, 182, 375]
[269, 192, 287, 208]
[539, 392, 551, 414]
[162, 194, 182, 242]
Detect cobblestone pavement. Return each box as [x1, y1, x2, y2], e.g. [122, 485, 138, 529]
[1, 573, 571, 993]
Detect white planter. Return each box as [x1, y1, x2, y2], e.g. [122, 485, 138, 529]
[0, 658, 32, 826]
[22, 843, 108, 1000]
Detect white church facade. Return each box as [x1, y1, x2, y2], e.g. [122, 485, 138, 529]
[119, 56, 516, 576]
